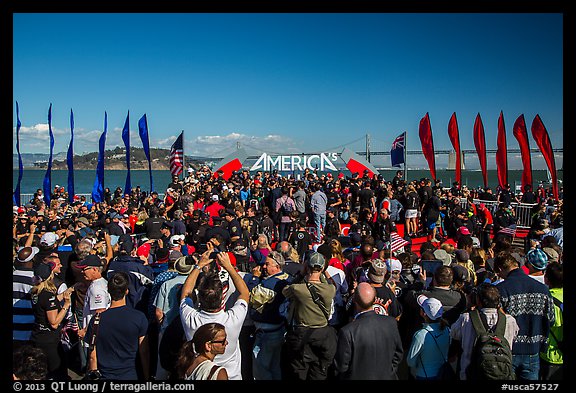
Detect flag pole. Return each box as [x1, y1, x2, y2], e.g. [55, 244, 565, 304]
[403, 131, 408, 182]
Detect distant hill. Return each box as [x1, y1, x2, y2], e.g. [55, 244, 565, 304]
[14, 147, 202, 170]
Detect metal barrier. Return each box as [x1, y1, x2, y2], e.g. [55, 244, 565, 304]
[458, 198, 537, 228]
[17, 193, 165, 205]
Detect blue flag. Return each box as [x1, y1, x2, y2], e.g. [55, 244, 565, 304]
[138, 113, 154, 192]
[67, 109, 75, 204]
[92, 112, 108, 203]
[122, 111, 131, 195]
[14, 101, 23, 206]
[390, 132, 406, 168]
[43, 104, 55, 205]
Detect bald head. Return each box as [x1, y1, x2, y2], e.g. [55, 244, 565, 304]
[354, 282, 376, 311]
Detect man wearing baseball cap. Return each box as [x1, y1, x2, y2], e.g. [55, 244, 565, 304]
[281, 251, 337, 380]
[360, 259, 402, 319]
[108, 234, 154, 308]
[406, 295, 452, 380]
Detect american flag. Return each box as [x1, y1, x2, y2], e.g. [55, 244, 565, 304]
[499, 225, 517, 237]
[169, 131, 184, 176]
[390, 231, 409, 252]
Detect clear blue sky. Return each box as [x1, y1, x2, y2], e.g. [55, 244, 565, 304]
[13, 13, 563, 169]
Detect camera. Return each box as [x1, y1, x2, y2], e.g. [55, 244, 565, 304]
[209, 250, 221, 259]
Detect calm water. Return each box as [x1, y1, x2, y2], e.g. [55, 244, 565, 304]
[13, 169, 562, 195]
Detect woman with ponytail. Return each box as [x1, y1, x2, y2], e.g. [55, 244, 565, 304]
[176, 323, 228, 380]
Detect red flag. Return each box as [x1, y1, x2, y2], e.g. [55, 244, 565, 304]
[512, 114, 533, 193]
[447, 112, 461, 184]
[473, 113, 488, 188]
[531, 114, 558, 200]
[496, 111, 508, 188]
[418, 112, 436, 181]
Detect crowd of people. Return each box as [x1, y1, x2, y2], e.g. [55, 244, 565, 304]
[12, 166, 563, 381]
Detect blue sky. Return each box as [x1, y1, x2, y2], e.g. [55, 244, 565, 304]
[13, 13, 563, 169]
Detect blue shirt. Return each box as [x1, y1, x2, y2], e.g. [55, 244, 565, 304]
[406, 322, 451, 378]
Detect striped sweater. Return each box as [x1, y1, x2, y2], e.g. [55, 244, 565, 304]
[13, 267, 35, 341]
[496, 268, 555, 355]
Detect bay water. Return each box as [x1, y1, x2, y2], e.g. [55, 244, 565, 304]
[13, 169, 562, 196]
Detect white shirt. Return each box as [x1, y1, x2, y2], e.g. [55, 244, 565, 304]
[82, 277, 111, 336]
[450, 308, 519, 380]
[180, 297, 248, 380]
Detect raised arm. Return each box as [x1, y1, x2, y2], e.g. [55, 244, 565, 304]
[217, 252, 249, 303]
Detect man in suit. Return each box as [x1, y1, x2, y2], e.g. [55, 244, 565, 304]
[333, 282, 404, 380]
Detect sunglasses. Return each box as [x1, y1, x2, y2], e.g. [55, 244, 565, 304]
[210, 339, 228, 345]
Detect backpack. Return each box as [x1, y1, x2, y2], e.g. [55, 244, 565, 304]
[280, 198, 294, 216]
[466, 309, 515, 380]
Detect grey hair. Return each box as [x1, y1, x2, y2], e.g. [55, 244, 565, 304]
[174, 209, 184, 220]
[75, 239, 93, 260]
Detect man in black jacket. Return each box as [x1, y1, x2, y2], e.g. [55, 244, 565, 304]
[333, 282, 404, 380]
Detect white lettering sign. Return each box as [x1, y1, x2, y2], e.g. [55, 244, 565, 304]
[250, 152, 339, 172]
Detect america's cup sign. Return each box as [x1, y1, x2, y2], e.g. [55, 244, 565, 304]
[250, 152, 339, 172]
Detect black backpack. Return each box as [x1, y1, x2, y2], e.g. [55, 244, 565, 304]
[280, 198, 294, 216]
[466, 309, 515, 380]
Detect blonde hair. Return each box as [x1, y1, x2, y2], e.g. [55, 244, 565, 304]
[441, 243, 455, 254]
[31, 271, 57, 296]
[330, 239, 346, 263]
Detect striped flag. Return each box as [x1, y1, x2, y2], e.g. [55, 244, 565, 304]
[169, 131, 184, 176]
[390, 232, 409, 252]
[499, 225, 517, 237]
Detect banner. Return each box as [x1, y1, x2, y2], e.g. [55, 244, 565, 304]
[67, 109, 75, 204]
[512, 114, 533, 193]
[138, 114, 154, 192]
[390, 132, 405, 168]
[340, 147, 380, 179]
[213, 148, 248, 180]
[122, 111, 131, 195]
[447, 112, 462, 184]
[91, 112, 108, 203]
[531, 114, 558, 200]
[496, 111, 508, 188]
[43, 104, 55, 205]
[473, 113, 488, 188]
[418, 112, 436, 181]
[14, 101, 23, 206]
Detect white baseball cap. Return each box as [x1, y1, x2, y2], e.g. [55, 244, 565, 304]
[40, 232, 59, 247]
[385, 258, 402, 273]
[211, 194, 219, 201]
[417, 295, 444, 320]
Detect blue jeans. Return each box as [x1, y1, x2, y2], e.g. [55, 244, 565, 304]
[252, 326, 286, 380]
[513, 354, 540, 380]
[313, 213, 326, 242]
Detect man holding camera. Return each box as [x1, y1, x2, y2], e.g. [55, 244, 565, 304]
[179, 245, 250, 380]
[281, 252, 337, 380]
